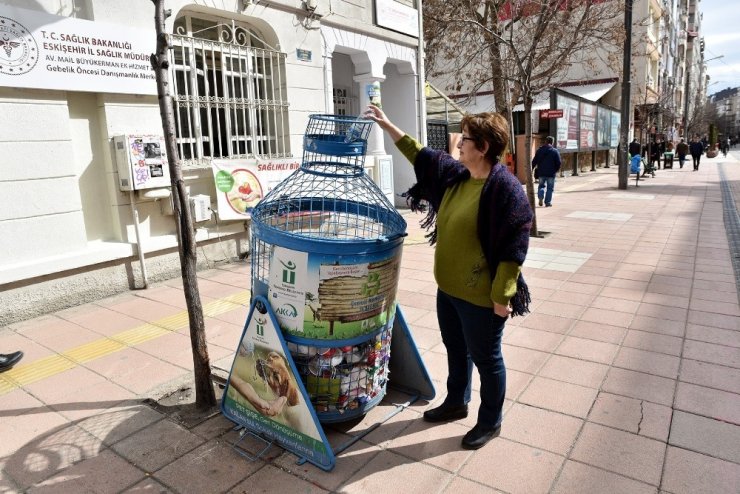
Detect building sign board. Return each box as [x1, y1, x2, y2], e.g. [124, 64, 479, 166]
[555, 93, 579, 151]
[0, 5, 156, 95]
[539, 109, 564, 119]
[375, 0, 419, 38]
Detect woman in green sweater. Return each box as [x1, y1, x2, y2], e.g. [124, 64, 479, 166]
[364, 105, 532, 450]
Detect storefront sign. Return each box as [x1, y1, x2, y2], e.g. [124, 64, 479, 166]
[0, 5, 156, 94]
[539, 109, 564, 119]
[579, 102, 597, 150]
[555, 93, 579, 151]
[211, 158, 300, 221]
[375, 0, 419, 38]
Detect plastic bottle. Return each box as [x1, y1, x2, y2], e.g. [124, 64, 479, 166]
[343, 116, 364, 143]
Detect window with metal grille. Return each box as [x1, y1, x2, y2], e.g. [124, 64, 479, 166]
[170, 15, 290, 167]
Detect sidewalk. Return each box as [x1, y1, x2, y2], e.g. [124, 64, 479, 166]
[1, 153, 739, 493]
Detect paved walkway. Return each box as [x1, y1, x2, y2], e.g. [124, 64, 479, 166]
[1, 152, 740, 493]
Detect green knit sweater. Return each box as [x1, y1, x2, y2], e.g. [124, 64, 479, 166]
[396, 135, 521, 307]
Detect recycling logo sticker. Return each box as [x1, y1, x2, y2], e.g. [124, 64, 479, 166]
[0, 16, 38, 76]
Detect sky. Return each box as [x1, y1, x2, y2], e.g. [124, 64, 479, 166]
[700, 0, 740, 95]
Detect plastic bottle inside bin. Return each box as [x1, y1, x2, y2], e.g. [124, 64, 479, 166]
[343, 115, 366, 143]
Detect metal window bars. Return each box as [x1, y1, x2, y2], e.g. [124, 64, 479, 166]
[168, 18, 290, 168]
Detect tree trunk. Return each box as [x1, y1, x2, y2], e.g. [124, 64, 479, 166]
[523, 96, 539, 236]
[151, 0, 216, 410]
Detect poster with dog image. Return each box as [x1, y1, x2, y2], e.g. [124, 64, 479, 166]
[221, 296, 334, 470]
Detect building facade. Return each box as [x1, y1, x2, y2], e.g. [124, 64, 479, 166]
[0, 0, 424, 325]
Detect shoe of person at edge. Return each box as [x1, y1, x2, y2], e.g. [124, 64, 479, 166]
[423, 402, 469, 422]
[546, 203, 552, 207]
[538, 197, 544, 207]
[0, 351, 24, 373]
[462, 422, 502, 450]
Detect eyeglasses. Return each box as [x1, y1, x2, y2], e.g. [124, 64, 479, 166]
[460, 136, 475, 143]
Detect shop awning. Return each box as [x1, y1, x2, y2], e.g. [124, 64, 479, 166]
[513, 81, 617, 112]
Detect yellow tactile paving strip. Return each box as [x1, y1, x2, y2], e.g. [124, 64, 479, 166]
[0, 290, 250, 396]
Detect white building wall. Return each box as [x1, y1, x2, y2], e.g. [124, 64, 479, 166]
[0, 0, 422, 324]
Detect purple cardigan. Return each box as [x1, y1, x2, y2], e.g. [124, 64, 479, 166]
[403, 147, 533, 316]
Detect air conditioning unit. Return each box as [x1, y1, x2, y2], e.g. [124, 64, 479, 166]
[190, 195, 212, 222]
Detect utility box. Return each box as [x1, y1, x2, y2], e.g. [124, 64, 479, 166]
[190, 194, 212, 222]
[113, 135, 171, 190]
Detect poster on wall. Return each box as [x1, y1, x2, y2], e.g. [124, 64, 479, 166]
[211, 158, 299, 221]
[556, 93, 579, 151]
[0, 5, 156, 94]
[221, 295, 335, 471]
[597, 107, 611, 148]
[579, 102, 597, 150]
[268, 245, 402, 340]
[610, 112, 621, 148]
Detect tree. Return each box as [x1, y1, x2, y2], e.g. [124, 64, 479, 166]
[424, 0, 623, 236]
[151, 0, 216, 410]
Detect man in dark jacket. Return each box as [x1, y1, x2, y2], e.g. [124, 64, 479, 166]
[532, 136, 562, 207]
[628, 138, 641, 157]
[689, 137, 704, 171]
[676, 138, 689, 169]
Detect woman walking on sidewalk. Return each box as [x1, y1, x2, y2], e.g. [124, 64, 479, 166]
[365, 105, 533, 450]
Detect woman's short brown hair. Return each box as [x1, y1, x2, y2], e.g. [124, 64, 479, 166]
[460, 112, 509, 164]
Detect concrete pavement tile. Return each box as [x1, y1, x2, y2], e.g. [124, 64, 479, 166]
[538, 355, 609, 388]
[518, 376, 597, 418]
[341, 449, 453, 493]
[674, 382, 740, 424]
[1, 423, 102, 490]
[629, 315, 684, 337]
[588, 392, 671, 442]
[679, 359, 740, 394]
[56, 306, 156, 338]
[125, 285, 188, 310]
[691, 278, 737, 293]
[685, 323, 740, 348]
[602, 368, 675, 406]
[641, 292, 690, 309]
[155, 440, 259, 493]
[0, 406, 71, 457]
[273, 440, 382, 492]
[531, 301, 586, 319]
[557, 281, 602, 295]
[409, 325, 443, 351]
[47, 380, 137, 422]
[571, 422, 665, 485]
[111, 418, 205, 472]
[500, 403, 583, 455]
[547, 290, 596, 306]
[26, 448, 144, 494]
[682, 339, 740, 368]
[419, 349, 448, 384]
[505, 369, 534, 401]
[519, 313, 575, 334]
[502, 345, 549, 374]
[99, 296, 183, 322]
[612, 269, 653, 282]
[694, 270, 736, 284]
[77, 405, 165, 446]
[569, 320, 626, 344]
[622, 330, 683, 356]
[689, 298, 740, 317]
[0, 332, 54, 364]
[382, 418, 472, 472]
[83, 348, 189, 395]
[442, 477, 504, 493]
[190, 413, 235, 440]
[636, 303, 687, 323]
[613, 347, 680, 379]
[568, 273, 608, 286]
[395, 289, 437, 311]
[589, 296, 641, 314]
[690, 288, 738, 304]
[0, 388, 43, 416]
[599, 286, 645, 302]
[459, 438, 564, 494]
[645, 282, 691, 298]
[19, 320, 102, 354]
[687, 310, 740, 331]
[669, 410, 740, 463]
[413, 310, 440, 329]
[551, 460, 658, 494]
[662, 446, 740, 494]
[211, 306, 250, 327]
[231, 464, 329, 493]
[349, 401, 418, 448]
[121, 477, 173, 493]
[579, 307, 634, 328]
[504, 327, 564, 352]
[24, 365, 110, 404]
[396, 277, 431, 293]
[135, 331, 197, 369]
[555, 336, 619, 365]
[605, 278, 649, 291]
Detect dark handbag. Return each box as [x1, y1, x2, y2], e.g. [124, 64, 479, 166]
[533, 166, 539, 179]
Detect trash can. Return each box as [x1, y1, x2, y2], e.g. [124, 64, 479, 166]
[663, 152, 674, 169]
[249, 114, 407, 422]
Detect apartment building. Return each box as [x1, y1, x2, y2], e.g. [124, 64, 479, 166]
[0, 0, 424, 324]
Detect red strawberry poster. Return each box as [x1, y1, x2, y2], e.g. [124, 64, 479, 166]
[212, 159, 299, 220]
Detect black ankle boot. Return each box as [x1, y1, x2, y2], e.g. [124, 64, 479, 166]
[461, 423, 501, 450]
[423, 403, 468, 422]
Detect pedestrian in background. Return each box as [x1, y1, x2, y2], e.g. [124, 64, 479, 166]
[689, 136, 704, 171]
[676, 138, 689, 169]
[364, 104, 533, 450]
[532, 136, 562, 207]
[629, 138, 641, 158]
